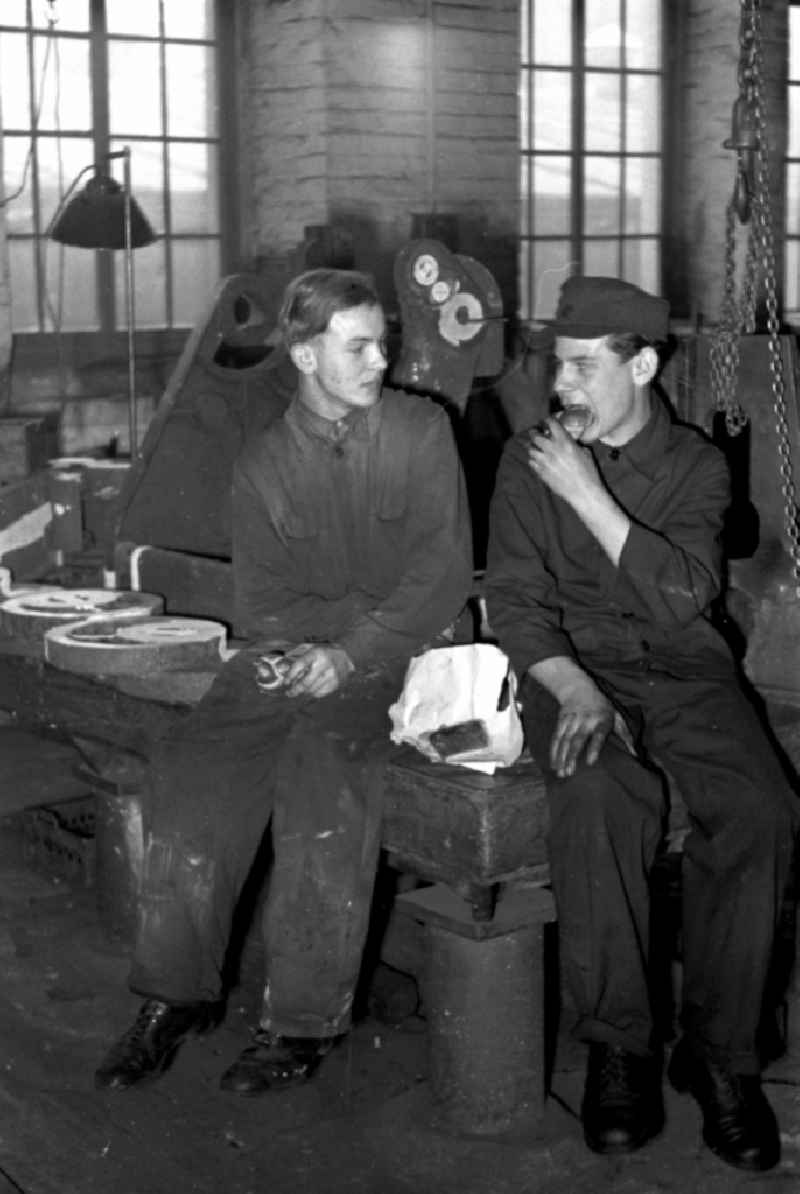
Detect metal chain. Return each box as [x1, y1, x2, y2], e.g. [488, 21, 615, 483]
[709, 1, 758, 435]
[711, 0, 800, 590]
[709, 201, 750, 436]
[748, 3, 800, 588]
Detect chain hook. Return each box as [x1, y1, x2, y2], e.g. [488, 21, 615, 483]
[724, 94, 759, 223]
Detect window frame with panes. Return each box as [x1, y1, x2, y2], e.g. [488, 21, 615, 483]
[519, 0, 676, 322]
[0, 0, 238, 340]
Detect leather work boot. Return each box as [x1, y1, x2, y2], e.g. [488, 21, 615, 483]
[581, 1043, 665, 1155]
[219, 1030, 336, 1095]
[95, 998, 218, 1091]
[668, 1038, 780, 1171]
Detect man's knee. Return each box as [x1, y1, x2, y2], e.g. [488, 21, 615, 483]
[547, 753, 663, 848]
[752, 793, 798, 864]
[688, 778, 799, 874]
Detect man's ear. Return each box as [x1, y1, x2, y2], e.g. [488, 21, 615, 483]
[631, 346, 658, 387]
[289, 341, 317, 375]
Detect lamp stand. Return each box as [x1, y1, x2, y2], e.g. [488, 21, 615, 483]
[121, 147, 138, 460]
[48, 144, 156, 462]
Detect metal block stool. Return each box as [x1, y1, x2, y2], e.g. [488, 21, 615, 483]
[397, 881, 556, 1135]
[76, 755, 145, 942]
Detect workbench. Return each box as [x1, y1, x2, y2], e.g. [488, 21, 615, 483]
[0, 644, 550, 899]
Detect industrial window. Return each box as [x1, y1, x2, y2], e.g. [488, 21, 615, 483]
[519, 0, 665, 321]
[0, 0, 227, 334]
[787, 2, 800, 317]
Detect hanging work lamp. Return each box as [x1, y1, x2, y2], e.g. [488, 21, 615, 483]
[48, 146, 157, 458]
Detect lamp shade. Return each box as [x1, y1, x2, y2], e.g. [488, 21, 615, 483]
[49, 173, 156, 251]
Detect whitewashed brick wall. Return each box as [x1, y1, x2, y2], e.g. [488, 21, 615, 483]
[243, 0, 329, 250]
[242, 0, 519, 306]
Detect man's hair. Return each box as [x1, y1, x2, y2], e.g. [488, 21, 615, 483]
[604, 332, 657, 362]
[278, 268, 381, 348]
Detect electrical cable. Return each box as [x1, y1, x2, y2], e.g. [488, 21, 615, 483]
[45, 5, 66, 337]
[36, 2, 69, 402]
[0, 1, 76, 414]
[0, 1, 58, 209]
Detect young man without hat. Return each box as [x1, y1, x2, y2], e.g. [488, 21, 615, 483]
[94, 268, 473, 1095]
[484, 275, 798, 1170]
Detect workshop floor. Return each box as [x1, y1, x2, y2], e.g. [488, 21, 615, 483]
[1, 725, 799, 1194]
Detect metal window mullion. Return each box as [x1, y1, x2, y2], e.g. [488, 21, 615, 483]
[527, 4, 535, 317]
[788, 12, 799, 313]
[573, 0, 585, 272]
[92, 0, 114, 334]
[619, 136, 627, 276]
[659, 0, 673, 298]
[618, 0, 627, 278]
[160, 0, 173, 329]
[216, 0, 239, 272]
[26, 3, 47, 331]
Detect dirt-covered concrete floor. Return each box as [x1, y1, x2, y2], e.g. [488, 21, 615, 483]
[1, 724, 799, 1194]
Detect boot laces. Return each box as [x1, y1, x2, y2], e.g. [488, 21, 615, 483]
[96, 1000, 170, 1077]
[118, 999, 171, 1052]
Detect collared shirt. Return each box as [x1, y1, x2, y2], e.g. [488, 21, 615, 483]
[231, 387, 473, 667]
[484, 394, 733, 680]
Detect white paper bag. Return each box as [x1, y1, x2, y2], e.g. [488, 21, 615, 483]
[388, 643, 524, 774]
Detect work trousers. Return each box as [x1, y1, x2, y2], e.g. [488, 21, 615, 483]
[128, 649, 405, 1040]
[521, 659, 799, 1075]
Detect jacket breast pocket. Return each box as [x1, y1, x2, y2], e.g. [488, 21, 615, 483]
[368, 487, 408, 572]
[280, 508, 318, 542]
[372, 480, 407, 523]
[278, 509, 338, 592]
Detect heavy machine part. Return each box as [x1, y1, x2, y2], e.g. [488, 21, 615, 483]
[0, 589, 163, 655]
[114, 273, 295, 561]
[391, 239, 504, 412]
[44, 615, 228, 679]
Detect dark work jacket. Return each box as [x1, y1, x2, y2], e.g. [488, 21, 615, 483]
[231, 387, 474, 667]
[484, 395, 734, 681]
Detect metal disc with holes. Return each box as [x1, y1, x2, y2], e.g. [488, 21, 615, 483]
[0, 589, 164, 651]
[45, 616, 228, 678]
[0, 566, 54, 600]
[412, 253, 439, 287]
[438, 292, 484, 346]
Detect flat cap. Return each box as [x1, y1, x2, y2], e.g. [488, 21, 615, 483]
[551, 275, 670, 342]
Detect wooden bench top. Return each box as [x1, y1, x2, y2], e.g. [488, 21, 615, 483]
[0, 650, 551, 914]
[5, 641, 799, 926]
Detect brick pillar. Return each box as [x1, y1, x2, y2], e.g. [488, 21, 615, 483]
[243, 0, 519, 313]
[244, 0, 329, 255]
[422, 0, 519, 320]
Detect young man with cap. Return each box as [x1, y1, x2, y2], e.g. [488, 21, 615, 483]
[484, 275, 798, 1170]
[94, 268, 473, 1096]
